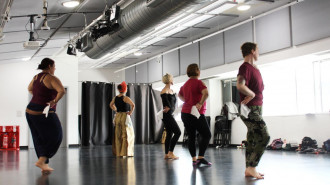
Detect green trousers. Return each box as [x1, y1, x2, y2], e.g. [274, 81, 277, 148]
[241, 106, 270, 167]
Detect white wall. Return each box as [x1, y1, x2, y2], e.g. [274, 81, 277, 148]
[206, 79, 223, 144]
[78, 68, 124, 83]
[0, 61, 36, 146]
[0, 55, 79, 146]
[54, 56, 79, 146]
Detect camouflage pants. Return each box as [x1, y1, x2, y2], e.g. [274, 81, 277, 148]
[241, 106, 270, 167]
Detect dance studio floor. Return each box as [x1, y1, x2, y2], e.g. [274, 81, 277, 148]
[0, 144, 329, 185]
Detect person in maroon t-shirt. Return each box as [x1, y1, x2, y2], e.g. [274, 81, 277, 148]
[178, 63, 212, 167]
[237, 42, 270, 179]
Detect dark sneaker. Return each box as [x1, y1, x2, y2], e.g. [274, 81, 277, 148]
[197, 158, 212, 166]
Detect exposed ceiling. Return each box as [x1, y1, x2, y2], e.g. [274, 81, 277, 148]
[0, 0, 295, 70]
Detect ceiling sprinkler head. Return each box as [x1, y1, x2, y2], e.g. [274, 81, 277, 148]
[41, 20, 50, 30]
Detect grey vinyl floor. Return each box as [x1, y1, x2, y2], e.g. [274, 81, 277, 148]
[0, 144, 329, 185]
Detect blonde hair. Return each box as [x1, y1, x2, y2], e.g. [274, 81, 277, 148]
[162, 73, 173, 84]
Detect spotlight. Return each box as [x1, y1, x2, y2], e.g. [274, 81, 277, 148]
[134, 52, 142, 56]
[61, 0, 80, 8]
[237, 5, 251, 11]
[22, 57, 31, 61]
[67, 44, 77, 56]
[90, 5, 120, 41]
[75, 39, 82, 51]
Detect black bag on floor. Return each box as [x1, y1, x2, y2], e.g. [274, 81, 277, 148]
[323, 139, 330, 152]
[267, 138, 283, 150]
[301, 137, 318, 150]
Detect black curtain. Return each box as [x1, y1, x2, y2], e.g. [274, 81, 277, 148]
[81, 82, 115, 146]
[126, 83, 163, 144]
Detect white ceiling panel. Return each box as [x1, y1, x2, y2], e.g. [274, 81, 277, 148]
[155, 37, 185, 47]
[1, 31, 30, 44]
[0, 50, 36, 60]
[62, 14, 87, 28]
[35, 48, 61, 58]
[3, 17, 31, 32]
[9, 0, 44, 16]
[172, 27, 209, 38]
[0, 58, 28, 65]
[196, 15, 236, 28]
[0, 43, 26, 53]
[43, 39, 68, 49]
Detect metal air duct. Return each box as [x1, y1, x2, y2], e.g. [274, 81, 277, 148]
[84, 0, 211, 59]
[0, 0, 14, 41]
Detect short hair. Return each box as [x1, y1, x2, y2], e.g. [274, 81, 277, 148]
[241, 42, 257, 58]
[186, 63, 199, 77]
[162, 73, 173, 84]
[38, 58, 55, 70]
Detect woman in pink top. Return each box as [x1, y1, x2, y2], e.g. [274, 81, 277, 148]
[178, 63, 211, 166]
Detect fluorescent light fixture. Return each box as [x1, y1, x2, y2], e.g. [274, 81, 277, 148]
[209, 3, 237, 14]
[22, 57, 31, 61]
[127, 48, 140, 54]
[181, 15, 213, 27]
[197, 0, 236, 13]
[134, 52, 142, 56]
[160, 26, 186, 37]
[61, 0, 80, 8]
[140, 37, 165, 46]
[237, 5, 251, 11]
[154, 13, 187, 30]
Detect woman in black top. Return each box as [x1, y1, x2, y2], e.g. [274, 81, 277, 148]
[110, 81, 135, 157]
[161, 73, 181, 160]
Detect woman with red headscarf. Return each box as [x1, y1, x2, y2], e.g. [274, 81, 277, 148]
[110, 81, 135, 157]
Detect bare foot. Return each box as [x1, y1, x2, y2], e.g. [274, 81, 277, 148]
[245, 167, 264, 179]
[168, 153, 179, 160]
[35, 162, 54, 173]
[259, 172, 264, 176]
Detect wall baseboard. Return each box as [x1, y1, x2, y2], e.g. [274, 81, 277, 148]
[20, 146, 28, 150]
[69, 144, 81, 148]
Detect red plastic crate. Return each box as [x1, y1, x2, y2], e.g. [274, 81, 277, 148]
[0, 125, 20, 150]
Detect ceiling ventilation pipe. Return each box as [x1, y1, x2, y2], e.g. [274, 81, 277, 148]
[0, 0, 14, 41]
[84, 0, 211, 59]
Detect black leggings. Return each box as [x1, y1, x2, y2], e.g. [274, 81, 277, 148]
[181, 113, 211, 157]
[163, 113, 181, 154]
